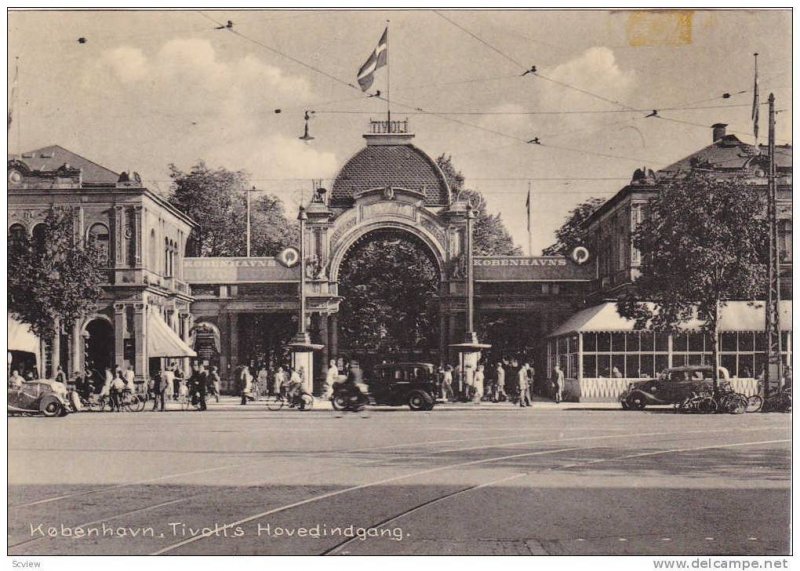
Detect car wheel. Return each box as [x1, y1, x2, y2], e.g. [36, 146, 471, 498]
[621, 401, 630, 410]
[40, 397, 63, 418]
[745, 394, 763, 413]
[627, 394, 646, 410]
[408, 391, 432, 411]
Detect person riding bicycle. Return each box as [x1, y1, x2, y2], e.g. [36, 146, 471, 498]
[337, 361, 367, 406]
[286, 367, 306, 407]
[109, 370, 126, 412]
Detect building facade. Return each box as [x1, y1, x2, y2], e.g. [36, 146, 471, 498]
[8, 145, 196, 382]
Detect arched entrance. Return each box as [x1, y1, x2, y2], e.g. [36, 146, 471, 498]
[84, 318, 114, 376]
[335, 227, 443, 372]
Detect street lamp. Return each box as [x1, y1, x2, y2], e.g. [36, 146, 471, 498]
[287, 204, 322, 394]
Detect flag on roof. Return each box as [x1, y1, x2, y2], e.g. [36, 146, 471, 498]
[357, 27, 388, 92]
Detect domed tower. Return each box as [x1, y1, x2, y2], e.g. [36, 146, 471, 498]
[329, 119, 452, 210]
[304, 119, 475, 369]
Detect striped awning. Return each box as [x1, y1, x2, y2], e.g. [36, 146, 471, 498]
[147, 312, 197, 358]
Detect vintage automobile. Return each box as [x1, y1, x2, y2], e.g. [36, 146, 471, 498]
[620, 365, 732, 410]
[8, 379, 70, 417]
[366, 362, 439, 411]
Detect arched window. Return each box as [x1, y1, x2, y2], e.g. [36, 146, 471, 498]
[87, 223, 110, 265]
[149, 229, 157, 272]
[164, 237, 170, 276]
[8, 224, 27, 250]
[32, 223, 47, 253]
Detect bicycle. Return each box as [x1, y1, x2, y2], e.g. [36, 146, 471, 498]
[264, 390, 314, 411]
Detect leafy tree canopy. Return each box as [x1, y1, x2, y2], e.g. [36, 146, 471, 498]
[338, 231, 439, 366]
[436, 154, 522, 256]
[168, 161, 298, 257]
[9, 207, 106, 339]
[542, 196, 605, 256]
[617, 172, 769, 386]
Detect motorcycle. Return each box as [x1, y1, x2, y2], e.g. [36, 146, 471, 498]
[331, 383, 369, 412]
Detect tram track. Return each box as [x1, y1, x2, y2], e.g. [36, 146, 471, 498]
[151, 426, 787, 555]
[322, 437, 790, 555]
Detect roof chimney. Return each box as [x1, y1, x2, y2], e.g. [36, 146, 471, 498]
[712, 123, 727, 143]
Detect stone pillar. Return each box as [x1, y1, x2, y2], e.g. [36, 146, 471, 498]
[113, 303, 126, 369]
[229, 313, 239, 370]
[328, 314, 338, 361]
[114, 205, 125, 267]
[291, 350, 315, 395]
[439, 312, 447, 367]
[72, 321, 82, 374]
[133, 206, 142, 267]
[180, 311, 192, 372]
[51, 318, 61, 377]
[133, 302, 147, 383]
[318, 314, 329, 374]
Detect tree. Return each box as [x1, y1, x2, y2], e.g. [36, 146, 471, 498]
[616, 172, 769, 393]
[8, 207, 106, 343]
[338, 232, 440, 367]
[542, 196, 605, 256]
[168, 161, 298, 257]
[436, 155, 522, 256]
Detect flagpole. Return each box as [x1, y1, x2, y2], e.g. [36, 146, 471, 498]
[527, 181, 532, 256]
[386, 20, 391, 126]
[753, 52, 759, 147]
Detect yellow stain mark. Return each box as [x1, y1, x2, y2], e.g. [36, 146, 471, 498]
[626, 10, 693, 47]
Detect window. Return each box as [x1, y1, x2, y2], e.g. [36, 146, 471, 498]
[87, 223, 110, 266]
[164, 238, 170, 276]
[8, 224, 26, 250]
[779, 219, 792, 261]
[149, 229, 157, 271]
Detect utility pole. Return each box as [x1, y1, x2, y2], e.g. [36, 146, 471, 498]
[764, 93, 782, 399]
[246, 186, 253, 257]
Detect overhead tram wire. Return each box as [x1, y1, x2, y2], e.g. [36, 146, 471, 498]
[194, 11, 670, 166]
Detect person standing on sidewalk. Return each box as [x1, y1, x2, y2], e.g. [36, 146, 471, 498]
[473, 365, 485, 403]
[208, 366, 221, 403]
[152, 368, 167, 412]
[517, 364, 531, 408]
[553, 363, 565, 404]
[441, 365, 454, 401]
[495, 362, 507, 402]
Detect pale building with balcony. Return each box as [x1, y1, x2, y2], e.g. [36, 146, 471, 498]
[7, 145, 196, 382]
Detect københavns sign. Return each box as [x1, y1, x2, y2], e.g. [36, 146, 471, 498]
[473, 256, 594, 282]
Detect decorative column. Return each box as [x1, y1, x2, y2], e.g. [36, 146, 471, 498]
[72, 322, 82, 374]
[328, 314, 338, 362]
[229, 312, 239, 371]
[180, 311, 192, 372]
[114, 205, 125, 267]
[288, 206, 323, 395]
[449, 202, 490, 390]
[133, 302, 147, 383]
[133, 206, 142, 266]
[113, 303, 126, 369]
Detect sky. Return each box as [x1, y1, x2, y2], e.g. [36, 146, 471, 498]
[7, 9, 792, 254]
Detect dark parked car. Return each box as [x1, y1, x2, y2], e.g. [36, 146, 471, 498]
[620, 366, 732, 410]
[367, 362, 439, 411]
[8, 380, 70, 417]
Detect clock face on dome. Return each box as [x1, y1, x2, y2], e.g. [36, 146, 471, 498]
[8, 169, 23, 185]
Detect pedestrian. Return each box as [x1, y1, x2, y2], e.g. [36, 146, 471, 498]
[324, 359, 339, 399]
[110, 370, 126, 412]
[173, 366, 184, 400]
[189, 361, 208, 411]
[257, 364, 269, 400]
[553, 363, 565, 404]
[454, 364, 463, 401]
[273, 366, 286, 397]
[208, 366, 221, 403]
[239, 365, 253, 405]
[611, 366, 623, 379]
[54, 365, 66, 384]
[441, 365, 454, 401]
[517, 364, 531, 408]
[152, 369, 166, 412]
[495, 362, 507, 402]
[67, 370, 81, 393]
[473, 364, 485, 403]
